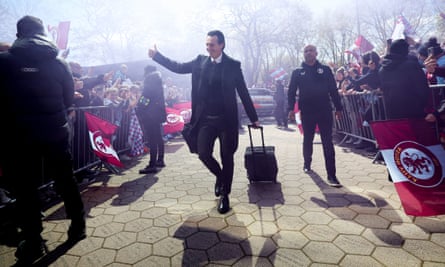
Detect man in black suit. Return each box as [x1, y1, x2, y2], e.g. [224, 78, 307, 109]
[148, 30, 260, 214]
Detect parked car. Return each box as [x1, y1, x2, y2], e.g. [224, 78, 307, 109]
[239, 88, 275, 117]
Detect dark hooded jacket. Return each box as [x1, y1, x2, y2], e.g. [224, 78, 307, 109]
[137, 69, 167, 124]
[0, 34, 74, 142]
[379, 54, 429, 119]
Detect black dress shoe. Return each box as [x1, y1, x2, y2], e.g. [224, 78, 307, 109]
[139, 166, 158, 174]
[217, 195, 230, 214]
[67, 222, 86, 244]
[214, 183, 222, 197]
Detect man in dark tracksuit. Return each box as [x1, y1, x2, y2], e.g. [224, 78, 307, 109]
[149, 30, 260, 214]
[287, 45, 343, 187]
[0, 16, 86, 265]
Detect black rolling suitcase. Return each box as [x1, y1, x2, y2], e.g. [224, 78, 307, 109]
[244, 125, 278, 183]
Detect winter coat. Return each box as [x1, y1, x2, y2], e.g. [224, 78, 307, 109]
[379, 54, 429, 119]
[0, 34, 74, 143]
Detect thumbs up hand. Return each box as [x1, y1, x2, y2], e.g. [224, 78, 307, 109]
[148, 44, 158, 58]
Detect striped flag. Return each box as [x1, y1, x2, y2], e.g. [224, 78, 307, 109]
[371, 119, 445, 216]
[269, 67, 287, 81]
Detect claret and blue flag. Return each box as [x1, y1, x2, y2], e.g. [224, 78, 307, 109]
[84, 112, 124, 168]
[371, 119, 445, 216]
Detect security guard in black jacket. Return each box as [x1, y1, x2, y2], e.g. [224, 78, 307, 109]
[287, 45, 343, 187]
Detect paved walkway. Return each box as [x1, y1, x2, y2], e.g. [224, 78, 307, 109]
[1, 123, 445, 266]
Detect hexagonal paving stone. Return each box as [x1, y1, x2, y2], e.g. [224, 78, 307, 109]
[362, 228, 404, 247]
[233, 256, 273, 267]
[177, 195, 201, 204]
[269, 248, 311, 266]
[325, 207, 358, 220]
[276, 205, 306, 217]
[241, 236, 276, 256]
[104, 205, 129, 215]
[247, 221, 278, 237]
[185, 231, 219, 250]
[328, 219, 364, 235]
[77, 248, 116, 266]
[207, 242, 244, 265]
[219, 226, 250, 243]
[113, 211, 140, 223]
[103, 231, 137, 249]
[276, 215, 307, 231]
[171, 248, 208, 266]
[252, 208, 279, 222]
[232, 203, 259, 214]
[133, 255, 170, 267]
[272, 230, 309, 249]
[153, 214, 182, 228]
[123, 218, 153, 232]
[140, 207, 167, 219]
[137, 226, 169, 244]
[170, 221, 198, 238]
[197, 217, 227, 231]
[92, 222, 125, 238]
[431, 233, 445, 248]
[414, 217, 445, 233]
[67, 237, 104, 256]
[115, 242, 153, 264]
[303, 241, 344, 264]
[372, 247, 421, 267]
[302, 224, 339, 241]
[167, 204, 194, 214]
[333, 234, 374, 255]
[301, 211, 333, 224]
[403, 239, 445, 262]
[227, 214, 255, 226]
[87, 214, 114, 227]
[354, 214, 391, 228]
[128, 201, 154, 211]
[390, 223, 429, 239]
[153, 236, 184, 257]
[340, 255, 384, 267]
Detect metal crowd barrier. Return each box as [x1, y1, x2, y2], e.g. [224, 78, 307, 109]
[334, 85, 445, 147]
[71, 106, 133, 174]
[335, 90, 384, 146]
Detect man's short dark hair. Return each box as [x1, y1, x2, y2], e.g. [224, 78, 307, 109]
[16, 15, 45, 37]
[207, 30, 225, 50]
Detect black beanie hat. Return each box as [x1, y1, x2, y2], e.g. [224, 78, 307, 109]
[389, 39, 409, 57]
[17, 15, 45, 37]
[418, 37, 444, 57]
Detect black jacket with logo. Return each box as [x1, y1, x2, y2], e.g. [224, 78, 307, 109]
[0, 34, 74, 142]
[288, 61, 342, 114]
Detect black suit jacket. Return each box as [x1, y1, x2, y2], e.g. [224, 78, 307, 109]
[153, 52, 258, 130]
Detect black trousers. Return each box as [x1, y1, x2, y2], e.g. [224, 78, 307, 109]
[274, 99, 288, 127]
[301, 110, 336, 178]
[197, 117, 238, 195]
[143, 122, 164, 166]
[2, 132, 85, 241]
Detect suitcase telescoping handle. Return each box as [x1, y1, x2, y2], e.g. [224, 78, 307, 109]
[247, 124, 266, 153]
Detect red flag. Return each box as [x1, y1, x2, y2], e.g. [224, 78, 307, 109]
[47, 21, 70, 50]
[84, 112, 124, 168]
[371, 119, 445, 216]
[172, 101, 192, 123]
[56, 21, 70, 50]
[163, 107, 185, 134]
[345, 35, 374, 60]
